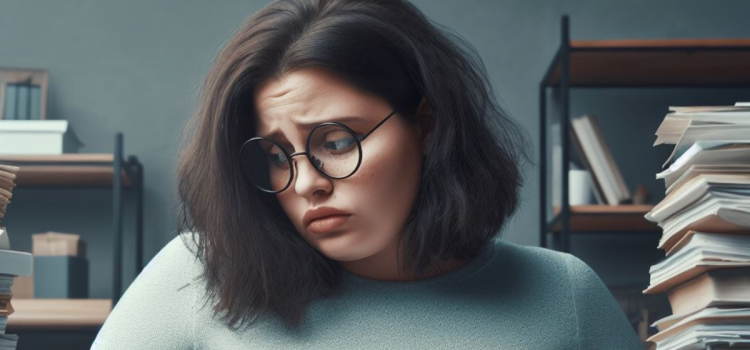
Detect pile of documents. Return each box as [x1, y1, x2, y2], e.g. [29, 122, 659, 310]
[644, 102, 750, 350]
[0, 163, 32, 350]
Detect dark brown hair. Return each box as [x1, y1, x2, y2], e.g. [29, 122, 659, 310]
[177, 0, 530, 331]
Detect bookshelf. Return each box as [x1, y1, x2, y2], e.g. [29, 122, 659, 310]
[0, 133, 143, 327]
[6, 299, 111, 331]
[539, 16, 750, 252]
[550, 205, 657, 233]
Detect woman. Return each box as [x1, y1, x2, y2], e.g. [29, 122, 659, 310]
[94, 0, 642, 349]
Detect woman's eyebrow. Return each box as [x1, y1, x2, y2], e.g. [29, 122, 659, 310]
[259, 115, 365, 139]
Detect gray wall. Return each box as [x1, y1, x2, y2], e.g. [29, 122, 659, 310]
[1, 0, 749, 300]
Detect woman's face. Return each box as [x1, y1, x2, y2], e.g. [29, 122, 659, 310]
[253, 68, 425, 264]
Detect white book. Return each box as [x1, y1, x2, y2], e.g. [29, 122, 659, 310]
[656, 142, 750, 189]
[0, 228, 33, 277]
[644, 232, 750, 294]
[670, 105, 750, 113]
[662, 122, 750, 168]
[657, 326, 750, 350]
[646, 174, 750, 223]
[655, 108, 750, 146]
[0, 249, 33, 277]
[657, 195, 750, 252]
[648, 308, 750, 350]
[666, 164, 750, 195]
[570, 115, 629, 204]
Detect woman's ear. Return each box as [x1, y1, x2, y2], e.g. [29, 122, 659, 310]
[416, 97, 434, 153]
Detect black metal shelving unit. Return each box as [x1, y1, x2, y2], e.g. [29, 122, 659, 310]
[539, 15, 750, 253]
[1, 132, 144, 306]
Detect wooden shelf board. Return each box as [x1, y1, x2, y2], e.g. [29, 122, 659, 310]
[545, 39, 750, 87]
[551, 205, 659, 232]
[6, 298, 112, 330]
[0, 154, 132, 187]
[13, 166, 132, 187]
[0, 154, 115, 163]
[570, 38, 750, 49]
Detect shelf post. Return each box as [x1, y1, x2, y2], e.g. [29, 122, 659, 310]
[113, 133, 123, 305]
[539, 84, 548, 248]
[132, 156, 144, 274]
[560, 15, 571, 253]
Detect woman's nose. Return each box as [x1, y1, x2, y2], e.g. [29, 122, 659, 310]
[291, 155, 332, 198]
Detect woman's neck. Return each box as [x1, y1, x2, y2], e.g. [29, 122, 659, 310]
[337, 239, 467, 282]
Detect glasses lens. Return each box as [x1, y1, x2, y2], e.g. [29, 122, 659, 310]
[240, 138, 292, 192]
[309, 124, 361, 178]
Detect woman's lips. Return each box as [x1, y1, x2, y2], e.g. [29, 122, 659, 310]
[308, 215, 350, 235]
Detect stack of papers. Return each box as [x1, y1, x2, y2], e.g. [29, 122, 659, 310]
[644, 102, 750, 349]
[0, 162, 30, 350]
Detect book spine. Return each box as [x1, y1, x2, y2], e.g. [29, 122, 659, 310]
[3, 85, 17, 120]
[16, 85, 29, 121]
[30, 85, 41, 120]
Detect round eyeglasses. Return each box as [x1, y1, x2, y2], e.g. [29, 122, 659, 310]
[240, 109, 398, 193]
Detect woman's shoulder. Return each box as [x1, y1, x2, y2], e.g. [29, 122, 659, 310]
[487, 239, 611, 301]
[492, 238, 589, 275]
[128, 232, 205, 291]
[150, 232, 204, 276]
[488, 239, 642, 349]
[92, 233, 204, 349]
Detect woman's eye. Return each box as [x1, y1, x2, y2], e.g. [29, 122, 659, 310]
[266, 145, 288, 167]
[323, 136, 356, 151]
[269, 152, 287, 164]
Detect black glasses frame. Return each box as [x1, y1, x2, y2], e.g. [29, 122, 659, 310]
[241, 109, 398, 193]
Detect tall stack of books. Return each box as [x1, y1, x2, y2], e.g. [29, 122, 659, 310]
[643, 103, 750, 350]
[0, 163, 33, 350]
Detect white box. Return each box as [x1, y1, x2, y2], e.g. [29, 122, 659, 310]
[0, 120, 82, 155]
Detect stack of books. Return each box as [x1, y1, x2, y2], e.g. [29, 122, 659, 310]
[643, 103, 750, 350]
[0, 163, 33, 350]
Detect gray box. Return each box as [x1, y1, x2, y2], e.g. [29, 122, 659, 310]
[33, 256, 88, 298]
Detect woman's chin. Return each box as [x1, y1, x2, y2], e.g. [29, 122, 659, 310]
[312, 235, 375, 262]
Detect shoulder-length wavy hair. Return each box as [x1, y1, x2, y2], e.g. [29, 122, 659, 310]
[177, 0, 530, 331]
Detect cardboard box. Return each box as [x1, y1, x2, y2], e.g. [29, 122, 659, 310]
[32, 232, 86, 257]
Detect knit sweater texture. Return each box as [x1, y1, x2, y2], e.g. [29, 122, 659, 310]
[92, 235, 643, 349]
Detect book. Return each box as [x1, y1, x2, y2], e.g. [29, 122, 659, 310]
[662, 125, 750, 168]
[665, 164, 750, 196]
[2, 86, 16, 120]
[644, 232, 750, 294]
[645, 173, 750, 223]
[570, 115, 630, 205]
[648, 308, 750, 349]
[656, 142, 750, 190]
[656, 194, 750, 252]
[15, 85, 28, 121]
[654, 105, 750, 146]
[667, 268, 750, 317]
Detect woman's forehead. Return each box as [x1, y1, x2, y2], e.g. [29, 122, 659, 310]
[252, 69, 387, 137]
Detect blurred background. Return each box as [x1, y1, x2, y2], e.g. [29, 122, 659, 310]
[1, 0, 749, 349]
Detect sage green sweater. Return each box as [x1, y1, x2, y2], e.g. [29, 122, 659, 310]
[92, 235, 642, 349]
